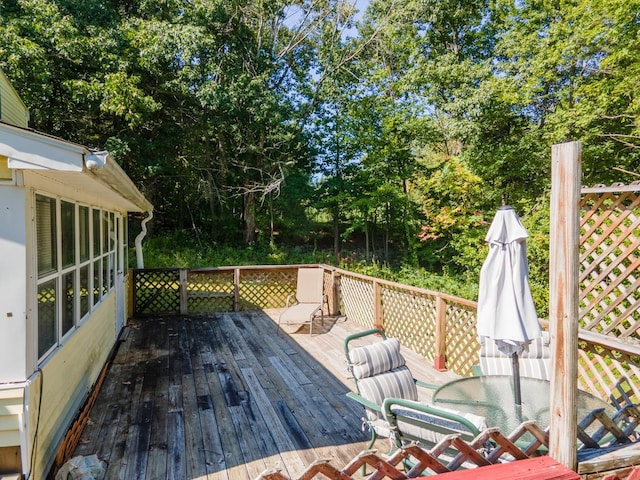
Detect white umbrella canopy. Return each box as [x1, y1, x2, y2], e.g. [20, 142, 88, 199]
[476, 205, 542, 404]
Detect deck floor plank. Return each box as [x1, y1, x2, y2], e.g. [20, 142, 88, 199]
[166, 317, 188, 480]
[145, 318, 170, 480]
[200, 319, 252, 479]
[190, 318, 229, 480]
[74, 311, 456, 479]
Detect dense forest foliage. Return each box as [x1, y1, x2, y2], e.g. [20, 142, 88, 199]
[2, 0, 640, 309]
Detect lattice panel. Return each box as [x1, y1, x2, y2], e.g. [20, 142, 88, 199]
[187, 270, 235, 313]
[577, 340, 640, 402]
[445, 303, 479, 377]
[188, 295, 233, 313]
[133, 269, 180, 316]
[381, 286, 438, 361]
[322, 271, 335, 314]
[238, 268, 297, 310]
[339, 275, 374, 328]
[256, 423, 563, 480]
[580, 191, 640, 341]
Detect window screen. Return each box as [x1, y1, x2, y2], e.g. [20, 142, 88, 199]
[36, 195, 57, 277]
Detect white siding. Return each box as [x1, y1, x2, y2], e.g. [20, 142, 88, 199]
[0, 186, 27, 381]
[0, 388, 24, 448]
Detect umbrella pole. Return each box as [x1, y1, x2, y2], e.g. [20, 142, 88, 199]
[512, 352, 522, 405]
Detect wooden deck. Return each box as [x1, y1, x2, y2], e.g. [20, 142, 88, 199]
[73, 310, 459, 480]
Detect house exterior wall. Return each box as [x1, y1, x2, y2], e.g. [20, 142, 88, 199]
[0, 75, 150, 478]
[16, 172, 128, 478]
[0, 71, 28, 128]
[0, 184, 27, 382]
[27, 297, 117, 479]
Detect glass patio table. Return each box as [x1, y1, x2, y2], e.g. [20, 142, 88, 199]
[432, 375, 615, 434]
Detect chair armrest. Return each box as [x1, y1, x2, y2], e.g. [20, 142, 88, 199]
[416, 379, 438, 390]
[346, 391, 383, 415]
[382, 397, 484, 437]
[285, 293, 297, 307]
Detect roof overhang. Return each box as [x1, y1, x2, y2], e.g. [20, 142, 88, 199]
[0, 121, 152, 213]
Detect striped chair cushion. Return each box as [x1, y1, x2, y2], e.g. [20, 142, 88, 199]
[388, 403, 487, 446]
[479, 331, 551, 380]
[358, 366, 418, 420]
[350, 338, 406, 379]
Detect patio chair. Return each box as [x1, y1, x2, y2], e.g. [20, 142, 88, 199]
[477, 331, 551, 380]
[344, 329, 487, 455]
[609, 376, 639, 410]
[278, 267, 328, 335]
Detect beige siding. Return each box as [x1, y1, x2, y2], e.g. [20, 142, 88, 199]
[0, 71, 28, 128]
[0, 388, 23, 449]
[27, 296, 117, 479]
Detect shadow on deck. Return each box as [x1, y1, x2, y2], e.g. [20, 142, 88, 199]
[74, 310, 458, 480]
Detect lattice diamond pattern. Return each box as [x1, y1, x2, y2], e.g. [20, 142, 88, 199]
[382, 287, 437, 361]
[187, 270, 235, 313]
[577, 341, 640, 402]
[580, 191, 640, 341]
[339, 276, 374, 328]
[188, 295, 233, 313]
[445, 305, 478, 377]
[238, 268, 297, 310]
[188, 271, 234, 294]
[133, 269, 180, 315]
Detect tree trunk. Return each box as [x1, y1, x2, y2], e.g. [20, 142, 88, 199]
[244, 190, 256, 244]
[333, 204, 341, 261]
[206, 170, 220, 240]
[269, 193, 274, 245]
[365, 213, 370, 264]
[372, 210, 377, 262]
[385, 202, 390, 261]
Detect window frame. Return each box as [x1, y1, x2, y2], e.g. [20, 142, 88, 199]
[34, 192, 120, 363]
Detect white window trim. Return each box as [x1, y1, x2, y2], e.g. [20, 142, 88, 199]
[34, 191, 119, 364]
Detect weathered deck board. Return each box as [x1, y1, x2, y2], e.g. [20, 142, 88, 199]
[74, 311, 458, 480]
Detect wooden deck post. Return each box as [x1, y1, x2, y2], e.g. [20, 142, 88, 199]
[549, 141, 582, 470]
[330, 269, 340, 316]
[373, 280, 383, 330]
[434, 295, 447, 371]
[233, 268, 240, 312]
[179, 268, 188, 315]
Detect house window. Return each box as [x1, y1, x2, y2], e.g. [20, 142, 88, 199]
[79, 206, 90, 318]
[35, 193, 120, 362]
[79, 206, 90, 262]
[123, 215, 129, 272]
[36, 195, 57, 277]
[37, 279, 56, 358]
[61, 201, 75, 268]
[61, 271, 75, 335]
[80, 264, 90, 318]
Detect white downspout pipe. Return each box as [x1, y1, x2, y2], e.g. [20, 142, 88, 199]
[135, 211, 153, 268]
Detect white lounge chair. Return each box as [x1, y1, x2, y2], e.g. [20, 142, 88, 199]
[278, 267, 327, 335]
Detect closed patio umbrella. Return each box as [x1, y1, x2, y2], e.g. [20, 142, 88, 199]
[477, 205, 541, 405]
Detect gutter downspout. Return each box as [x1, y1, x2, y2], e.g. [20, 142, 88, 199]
[135, 211, 153, 268]
[84, 150, 153, 269]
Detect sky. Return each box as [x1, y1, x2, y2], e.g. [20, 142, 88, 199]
[284, 0, 371, 38]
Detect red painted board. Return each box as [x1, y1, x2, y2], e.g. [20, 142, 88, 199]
[414, 456, 579, 480]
